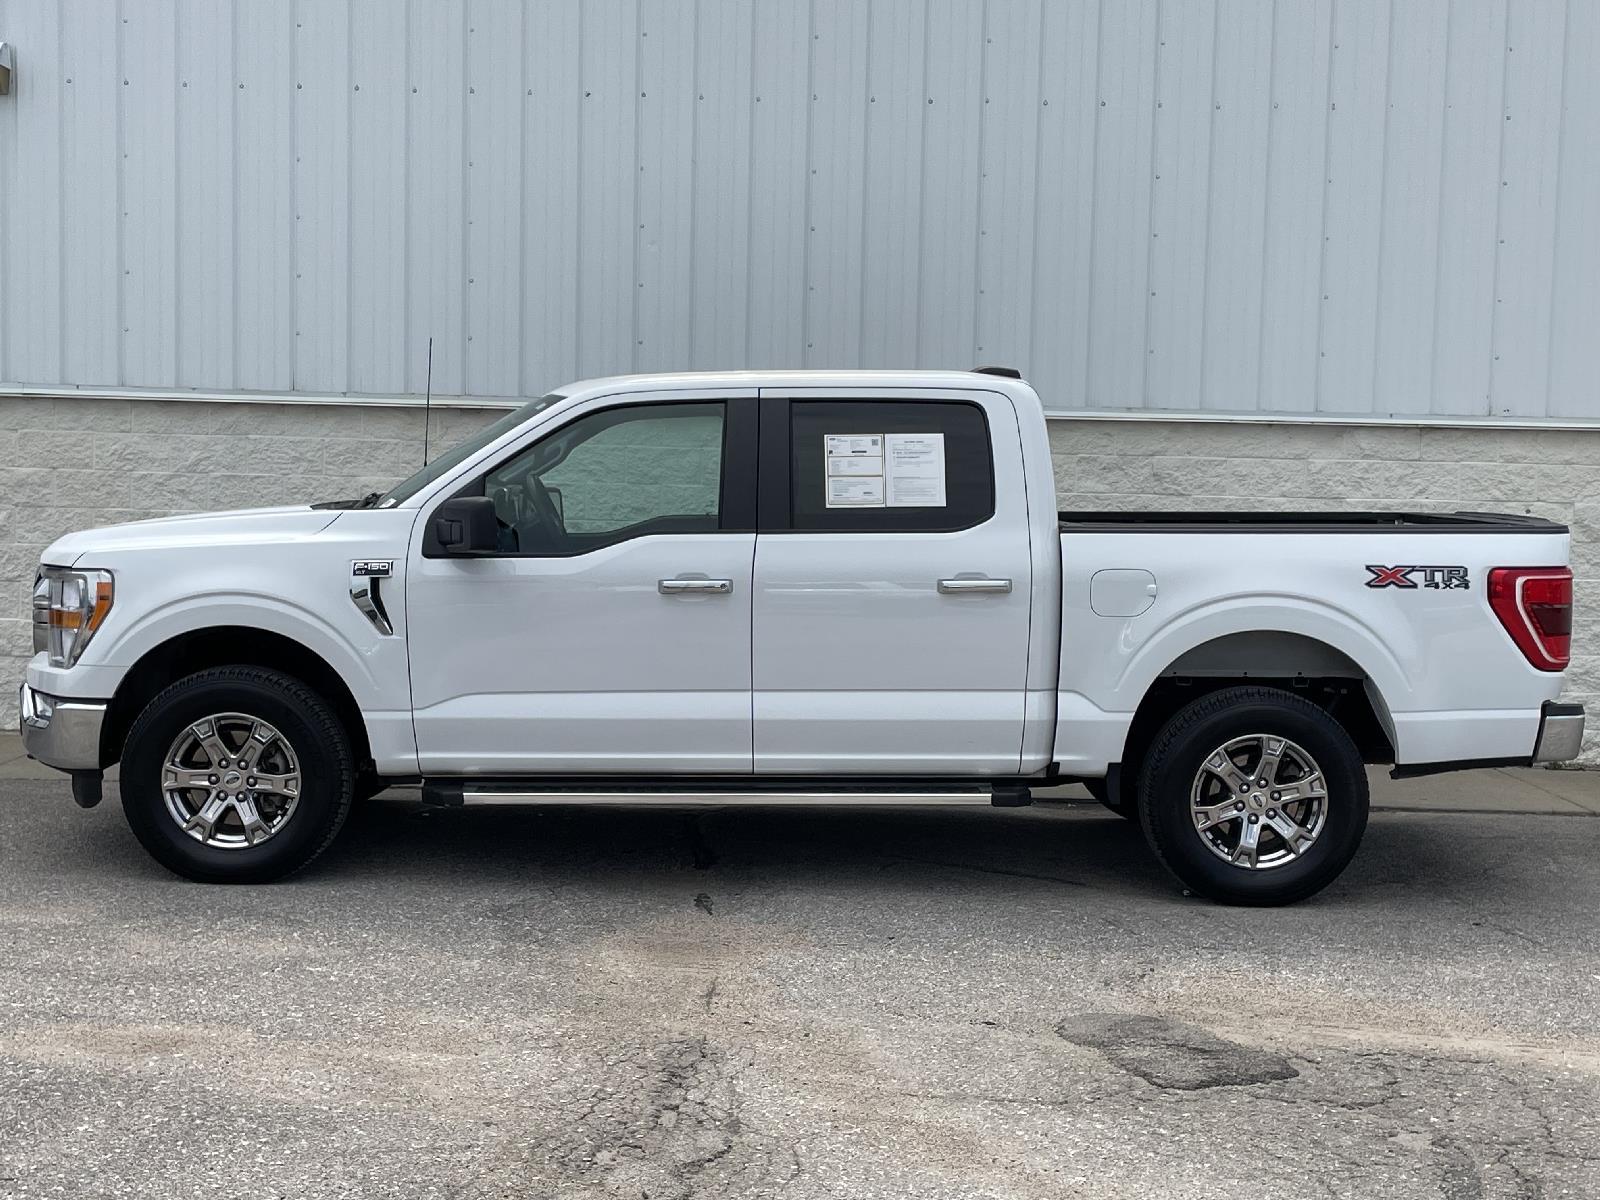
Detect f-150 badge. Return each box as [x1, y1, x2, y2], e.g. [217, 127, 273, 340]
[351, 560, 393, 578]
[1365, 565, 1469, 590]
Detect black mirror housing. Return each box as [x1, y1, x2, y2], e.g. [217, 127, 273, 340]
[430, 496, 498, 556]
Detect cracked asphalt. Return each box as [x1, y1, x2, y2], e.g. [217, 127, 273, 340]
[3, 780, 1599, 1198]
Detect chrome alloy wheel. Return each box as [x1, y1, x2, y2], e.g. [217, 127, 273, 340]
[161, 713, 303, 849]
[1189, 734, 1328, 870]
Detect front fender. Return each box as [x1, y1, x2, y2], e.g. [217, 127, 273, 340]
[94, 590, 393, 710]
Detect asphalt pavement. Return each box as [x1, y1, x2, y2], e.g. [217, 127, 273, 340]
[2, 752, 1599, 1198]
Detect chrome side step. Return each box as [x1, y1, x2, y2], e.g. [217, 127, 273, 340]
[460, 789, 996, 808]
[421, 782, 1029, 808]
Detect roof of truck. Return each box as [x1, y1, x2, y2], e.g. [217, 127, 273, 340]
[553, 368, 1037, 403]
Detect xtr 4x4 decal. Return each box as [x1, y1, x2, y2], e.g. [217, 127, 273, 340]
[1365, 565, 1470, 590]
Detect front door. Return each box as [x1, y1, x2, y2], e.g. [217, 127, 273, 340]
[407, 395, 758, 775]
[751, 390, 1034, 774]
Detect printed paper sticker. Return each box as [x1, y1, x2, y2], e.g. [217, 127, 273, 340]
[827, 476, 886, 506]
[825, 434, 883, 458]
[827, 455, 884, 477]
[884, 433, 946, 507]
[823, 432, 948, 508]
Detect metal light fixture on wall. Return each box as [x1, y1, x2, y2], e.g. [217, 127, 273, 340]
[0, 43, 13, 96]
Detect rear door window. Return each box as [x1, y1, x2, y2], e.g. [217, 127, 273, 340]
[787, 400, 995, 533]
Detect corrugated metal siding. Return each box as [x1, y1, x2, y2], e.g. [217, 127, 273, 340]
[0, 0, 1594, 419]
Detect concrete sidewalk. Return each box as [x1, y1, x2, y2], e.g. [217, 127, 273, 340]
[1, 731, 1595, 815]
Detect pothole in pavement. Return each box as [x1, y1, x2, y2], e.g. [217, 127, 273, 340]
[1056, 1013, 1300, 1090]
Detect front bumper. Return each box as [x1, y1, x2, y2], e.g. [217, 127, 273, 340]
[18, 683, 107, 772]
[1533, 700, 1586, 765]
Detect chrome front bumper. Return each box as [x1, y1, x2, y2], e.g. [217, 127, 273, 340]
[1533, 700, 1586, 765]
[18, 683, 107, 772]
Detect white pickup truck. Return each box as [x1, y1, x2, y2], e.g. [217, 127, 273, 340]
[21, 369, 1584, 903]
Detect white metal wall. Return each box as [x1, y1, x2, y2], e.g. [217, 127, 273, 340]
[0, 0, 1595, 419]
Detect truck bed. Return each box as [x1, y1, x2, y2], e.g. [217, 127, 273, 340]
[1058, 510, 1568, 534]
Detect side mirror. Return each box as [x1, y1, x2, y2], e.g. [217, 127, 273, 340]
[431, 496, 498, 555]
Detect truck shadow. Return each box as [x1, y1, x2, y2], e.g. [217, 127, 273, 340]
[316, 796, 1518, 910]
[328, 794, 1175, 898]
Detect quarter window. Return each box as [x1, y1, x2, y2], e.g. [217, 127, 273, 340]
[788, 400, 994, 532]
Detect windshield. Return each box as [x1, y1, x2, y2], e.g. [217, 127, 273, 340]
[376, 392, 566, 507]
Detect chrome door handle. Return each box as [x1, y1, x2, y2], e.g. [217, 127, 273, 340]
[937, 577, 1012, 595]
[659, 578, 734, 595]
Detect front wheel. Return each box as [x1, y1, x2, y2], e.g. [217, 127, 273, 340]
[120, 666, 355, 883]
[1136, 686, 1369, 905]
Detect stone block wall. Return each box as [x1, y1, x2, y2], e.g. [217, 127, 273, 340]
[4, 394, 1596, 762]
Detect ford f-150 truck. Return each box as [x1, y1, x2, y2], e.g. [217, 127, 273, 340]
[20, 369, 1585, 903]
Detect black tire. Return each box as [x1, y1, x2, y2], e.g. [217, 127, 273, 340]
[1136, 686, 1369, 906]
[121, 666, 355, 883]
[1086, 770, 1137, 819]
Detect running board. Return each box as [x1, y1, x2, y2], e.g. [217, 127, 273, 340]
[421, 782, 1030, 809]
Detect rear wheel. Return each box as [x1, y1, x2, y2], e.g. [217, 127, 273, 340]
[121, 666, 355, 883]
[1136, 686, 1368, 905]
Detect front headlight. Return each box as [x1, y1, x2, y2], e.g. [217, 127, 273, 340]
[32, 567, 114, 667]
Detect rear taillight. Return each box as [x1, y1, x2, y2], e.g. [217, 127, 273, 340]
[1488, 567, 1572, 671]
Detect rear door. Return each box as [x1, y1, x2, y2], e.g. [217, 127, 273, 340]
[751, 388, 1034, 774]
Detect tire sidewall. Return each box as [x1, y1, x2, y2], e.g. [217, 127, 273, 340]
[1139, 694, 1369, 905]
[122, 671, 351, 883]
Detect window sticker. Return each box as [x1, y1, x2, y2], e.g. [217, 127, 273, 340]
[825, 434, 883, 458]
[827, 455, 883, 477]
[826, 476, 886, 506]
[823, 432, 947, 508]
[885, 433, 946, 507]
[824, 433, 886, 507]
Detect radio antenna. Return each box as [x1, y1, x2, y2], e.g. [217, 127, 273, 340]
[421, 336, 434, 466]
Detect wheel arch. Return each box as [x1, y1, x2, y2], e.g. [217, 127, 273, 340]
[1119, 630, 1397, 777]
[102, 626, 373, 771]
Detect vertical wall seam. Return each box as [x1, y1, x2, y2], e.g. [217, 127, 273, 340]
[1312, 0, 1339, 413]
[909, 0, 928, 369]
[1139, 0, 1164, 406]
[576, 1, 588, 376]
[57, 12, 67, 383]
[403, 0, 414, 387]
[345, 0, 355, 393]
[1426, 0, 1455, 414]
[685, 0, 701, 367]
[171, 3, 181, 384]
[1368, 0, 1397, 414]
[460, 1, 471, 392]
[742, 0, 759, 367]
[1253, 0, 1282, 411]
[630, 0, 644, 373]
[913, 0, 933, 365]
[1542, 0, 1574, 414]
[288, 0, 299, 387]
[970, 0, 990, 363]
[1081, 0, 1106, 406]
[856, 2, 874, 363]
[115, 0, 126, 385]
[516, 2, 527, 394]
[1025, 0, 1048, 373]
[230, 0, 240, 388]
[798, 0, 816, 366]
[1485, 0, 1514, 415]
[1195, 0, 1223, 408]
